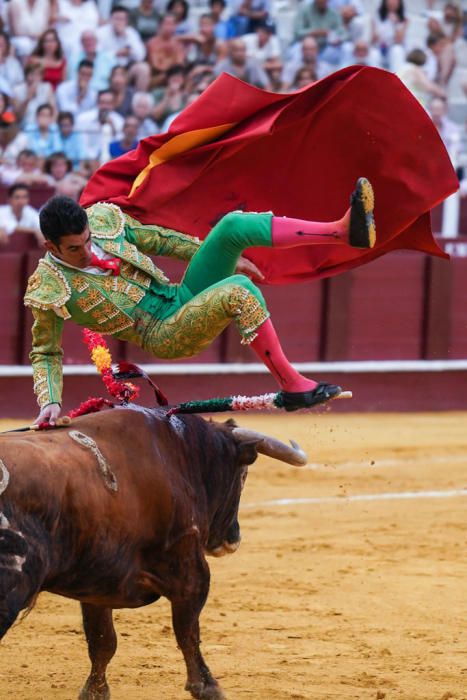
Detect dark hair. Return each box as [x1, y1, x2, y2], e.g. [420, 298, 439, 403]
[17, 148, 37, 160]
[8, 183, 29, 198]
[111, 5, 130, 15]
[78, 58, 94, 72]
[36, 103, 54, 117]
[378, 0, 405, 22]
[406, 48, 426, 66]
[427, 31, 445, 48]
[167, 0, 189, 21]
[209, 0, 226, 6]
[32, 29, 63, 61]
[44, 152, 72, 176]
[58, 110, 75, 124]
[97, 89, 113, 100]
[39, 196, 88, 243]
[110, 64, 128, 80]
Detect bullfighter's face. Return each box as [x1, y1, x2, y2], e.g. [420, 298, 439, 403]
[45, 226, 93, 269]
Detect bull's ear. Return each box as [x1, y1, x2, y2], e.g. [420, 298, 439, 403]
[237, 438, 260, 466]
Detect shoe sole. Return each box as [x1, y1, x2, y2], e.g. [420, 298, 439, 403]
[351, 177, 376, 249]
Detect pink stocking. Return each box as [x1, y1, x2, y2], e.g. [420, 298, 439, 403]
[250, 319, 318, 392]
[271, 210, 350, 248]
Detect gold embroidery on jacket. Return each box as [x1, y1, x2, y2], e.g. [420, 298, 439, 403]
[86, 202, 125, 239]
[76, 289, 106, 312]
[71, 275, 90, 293]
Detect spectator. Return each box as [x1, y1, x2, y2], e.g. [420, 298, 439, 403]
[340, 39, 382, 69]
[131, 91, 158, 138]
[166, 0, 192, 35]
[214, 38, 270, 87]
[75, 89, 124, 163]
[330, 0, 365, 42]
[371, 0, 407, 72]
[12, 64, 56, 127]
[57, 111, 86, 169]
[242, 18, 281, 70]
[0, 148, 54, 187]
[291, 66, 317, 90]
[184, 64, 215, 94]
[54, 0, 100, 59]
[293, 0, 346, 66]
[428, 2, 464, 44]
[228, 0, 271, 36]
[152, 64, 187, 126]
[8, 0, 52, 58]
[283, 37, 325, 88]
[0, 113, 29, 165]
[429, 96, 461, 157]
[96, 5, 150, 90]
[185, 14, 227, 67]
[146, 14, 186, 86]
[0, 183, 42, 247]
[56, 59, 97, 116]
[0, 31, 24, 87]
[109, 115, 139, 157]
[109, 65, 134, 117]
[129, 0, 161, 43]
[25, 103, 62, 160]
[265, 58, 286, 92]
[44, 151, 87, 199]
[68, 30, 116, 92]
[397, 48, 446, 107]
[28, 29, 67, 91]
[426, 31, 456, 87]
[209, 0, 234, 41]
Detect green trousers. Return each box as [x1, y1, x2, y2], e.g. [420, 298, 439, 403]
[135, 211, 273, 359]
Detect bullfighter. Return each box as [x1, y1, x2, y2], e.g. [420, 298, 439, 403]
[25, 179, 375, 424]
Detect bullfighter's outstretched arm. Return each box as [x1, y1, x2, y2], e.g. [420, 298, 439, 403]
[123, 213, 201, 261]
[29, 307, 64, 408]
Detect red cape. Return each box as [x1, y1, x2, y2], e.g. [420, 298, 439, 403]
[81, 66, 458, 285]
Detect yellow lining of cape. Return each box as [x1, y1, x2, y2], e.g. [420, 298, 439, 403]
[129, 122, 236, 197]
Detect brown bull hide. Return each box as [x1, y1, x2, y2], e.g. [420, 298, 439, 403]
[0, 406, 305, 700]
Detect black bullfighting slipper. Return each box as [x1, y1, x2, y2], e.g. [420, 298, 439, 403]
[277, 382, 342, 412]
[349, 177, 376, 249]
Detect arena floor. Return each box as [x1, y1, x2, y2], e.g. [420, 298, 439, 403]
[0, 411, 466, 700]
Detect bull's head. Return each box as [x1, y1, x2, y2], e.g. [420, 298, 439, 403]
[205, 421, 307, 557]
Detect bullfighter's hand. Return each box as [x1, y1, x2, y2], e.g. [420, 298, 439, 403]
[34, 403, 61, 426]
[235, 255, 265, 283]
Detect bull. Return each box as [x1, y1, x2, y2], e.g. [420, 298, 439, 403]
[0, 406, 306, 699]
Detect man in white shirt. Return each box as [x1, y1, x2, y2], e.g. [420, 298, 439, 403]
[0, 183, 42, 246]
[56, 59, 97, 117]
[242, 18, 282, 70]
[76, 89, 124, 164]
[96, 5, 150, 90]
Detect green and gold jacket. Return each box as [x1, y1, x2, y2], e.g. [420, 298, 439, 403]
[24, 202, 200, 408]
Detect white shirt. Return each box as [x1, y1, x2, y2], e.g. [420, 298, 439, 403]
[56, 80, 97, 116]
[56, 0, 100, 57]
[242, 32, 281, 63]
[96, 23, 146, 64]
[0, 203, 40, 235]
[76, 107, 124, 160]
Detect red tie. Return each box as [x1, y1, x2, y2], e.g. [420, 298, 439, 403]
[90, 252, 120, 276]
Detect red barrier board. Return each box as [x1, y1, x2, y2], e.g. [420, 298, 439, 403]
[0, 254, 24, 363]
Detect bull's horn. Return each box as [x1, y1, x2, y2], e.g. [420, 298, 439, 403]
[232, 428, 307, 467]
